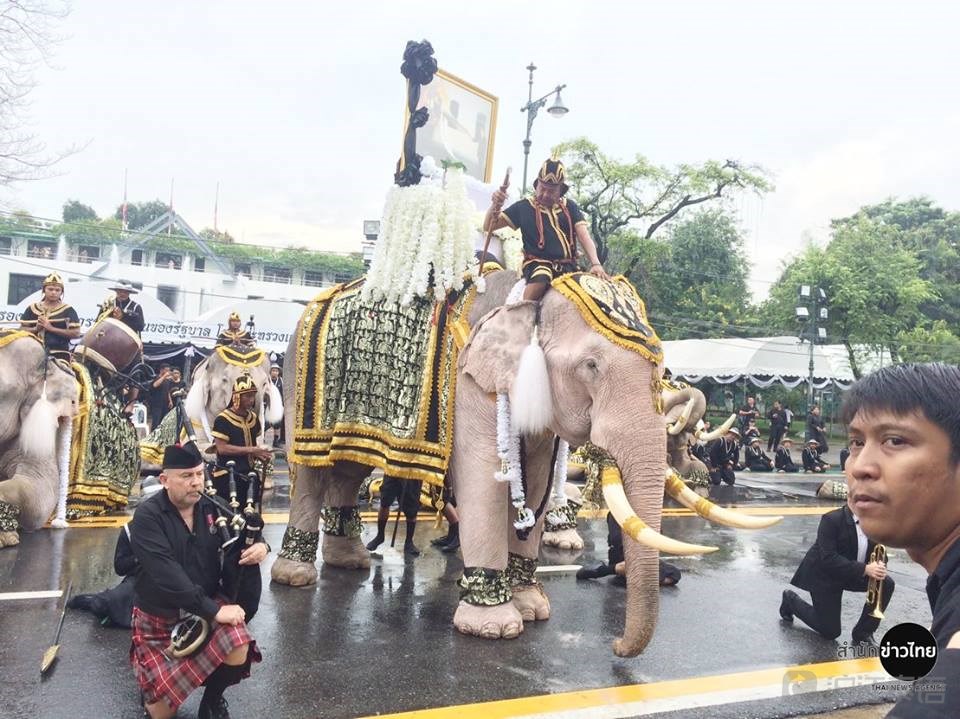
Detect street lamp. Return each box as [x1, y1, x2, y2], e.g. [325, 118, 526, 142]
[796, 286, 829, 408]
[520, 62, 569, 194]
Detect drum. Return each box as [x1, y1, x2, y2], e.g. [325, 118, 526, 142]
[75, 317, 142, 373]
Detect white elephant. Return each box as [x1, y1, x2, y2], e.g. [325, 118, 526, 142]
[0, 333, 79, 547]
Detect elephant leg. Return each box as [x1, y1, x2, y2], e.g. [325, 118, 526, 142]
[542, 482, 584, 551]
[320, 461, 371, 570]
[272, 462, 326, 586]
[508, 433, 555, 622]
[0, 449, 57, 547]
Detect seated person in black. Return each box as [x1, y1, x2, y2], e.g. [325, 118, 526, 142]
[216, 312, 254, 347]
[19, 272, 82, 361]
[483, 158, 609, 302]
[744, 436, 774, 471]
[802, 439, 830, 473]
[211, 375, 272, 509]
[841, 363, 960, 717]
[708, 426, 741, 485]
[577, 512, 681, 587]
[775, 436, 800, 473]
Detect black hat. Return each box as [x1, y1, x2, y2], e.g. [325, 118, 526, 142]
[162, 442, 204, 470]
[533, 158, 569, 195]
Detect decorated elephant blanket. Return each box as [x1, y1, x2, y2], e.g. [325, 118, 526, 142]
[289, 278, 476, 487]
[214, 344, 266, 368]
[67, 362, 140, 518]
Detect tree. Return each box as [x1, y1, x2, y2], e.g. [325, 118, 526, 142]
[0, 1, 72, 188]
[552, 137, 772, 264]
[611, 209, 754, 339]
[199, 228, 235, 244]
[62, 199, 98, 223]
[761, 217, 934, 376]
[897, 322, 960, 365]
[115, 199, 169, 230]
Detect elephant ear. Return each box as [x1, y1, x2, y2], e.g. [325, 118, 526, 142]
[459, 302, 538, 395]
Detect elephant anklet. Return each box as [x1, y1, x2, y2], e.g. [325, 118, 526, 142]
[320, 505, 362, 538]
[458, 567, 512, 606]
[505, 553, 540, 588]
[0, 501, 20, 532]
[544, 500, 581, 532]
[277, 526, 320, 564]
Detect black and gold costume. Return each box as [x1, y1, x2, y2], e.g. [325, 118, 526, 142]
[20, 302, 80, 359]
[114, 297, 145, 335]
[216, 329, 253, 346]
[501, 197, 587, 284]
[212, 408, 261, 506]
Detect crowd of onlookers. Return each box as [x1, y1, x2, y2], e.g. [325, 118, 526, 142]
[689, 395, 836, 486]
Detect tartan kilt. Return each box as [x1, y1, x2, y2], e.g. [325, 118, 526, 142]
[130, 605, 261, 709]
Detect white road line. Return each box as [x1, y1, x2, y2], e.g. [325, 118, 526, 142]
[535, 565, 581, 574]
[0, 590, 63, 601]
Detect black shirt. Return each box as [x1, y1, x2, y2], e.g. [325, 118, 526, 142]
[767, 408, 786, 429]
[887, 536, 960, 717]
[116, 297, 145, 334]
[212, 409, 261, 476]
[501, 197, 586, 262]
[20, 302, 80, 355]
[775, 446, 796, 470]
[129, 490, 222, 621]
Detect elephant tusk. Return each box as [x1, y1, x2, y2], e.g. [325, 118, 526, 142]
[664, 470, 782, 529]
[695, 413, 737, 442]
[666, 397, 697, 435]
[601, 466, 717, 555]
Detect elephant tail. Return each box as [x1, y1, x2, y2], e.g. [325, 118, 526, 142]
[20, 391, 58, 459]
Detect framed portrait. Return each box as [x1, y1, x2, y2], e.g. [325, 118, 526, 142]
[413, 69, 499, 183]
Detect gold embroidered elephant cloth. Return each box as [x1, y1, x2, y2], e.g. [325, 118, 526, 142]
[289, 278, 475, 487]
[67, 362, 140, 518]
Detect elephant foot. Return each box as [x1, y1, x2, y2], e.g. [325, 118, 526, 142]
[453, 600, 524, 640]
[0, 530, 20, 548]
[542, 528, 584, 551]
[322, 534, 371, 569]
[511, 583, 551, 622]
[270, 556, 317, 587]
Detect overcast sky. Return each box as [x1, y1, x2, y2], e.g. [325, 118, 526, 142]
[7, 0, 960, 299]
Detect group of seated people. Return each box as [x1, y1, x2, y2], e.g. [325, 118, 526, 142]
[690, 423, 832, 486]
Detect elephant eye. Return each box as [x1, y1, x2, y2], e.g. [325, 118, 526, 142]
[584, 358, 599, 372]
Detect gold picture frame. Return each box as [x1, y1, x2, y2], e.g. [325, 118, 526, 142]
[413, 69, 499, 183]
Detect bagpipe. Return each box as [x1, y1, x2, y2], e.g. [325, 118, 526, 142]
[165, 396, 265, 659]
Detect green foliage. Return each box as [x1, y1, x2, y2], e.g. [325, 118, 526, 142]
[114, 199, 169, 229]
[50, 217, 124, 245]
[551, 137, 772, 264]
[199, 227, 235, 244]
[62, 199, 98, 222]
[609, 209, 754, 340]
[897, 321, 960, 364]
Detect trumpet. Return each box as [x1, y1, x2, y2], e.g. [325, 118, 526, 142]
[865, 544, 887, 619]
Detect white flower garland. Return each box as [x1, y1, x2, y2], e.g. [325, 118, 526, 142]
[494, 393, 535, 530]
[362, 168, 477, 305]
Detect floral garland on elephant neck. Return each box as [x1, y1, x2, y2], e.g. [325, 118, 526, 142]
[320, 506, 362, 538]
[277, 526, 320, 564]
[458, 567, 512, 606]
[0, 500, 19, 532]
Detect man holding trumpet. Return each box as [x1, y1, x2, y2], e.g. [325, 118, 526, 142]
[779, 502, 894, 647]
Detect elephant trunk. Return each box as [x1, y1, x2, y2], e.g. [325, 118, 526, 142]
[662, 386, 705, 436]
[616, 535, 661, 657]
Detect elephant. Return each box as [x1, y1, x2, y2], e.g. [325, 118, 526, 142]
[0, 333, 80, 547]
[272, 270, 780, 657]
[142, 346, 283, 465]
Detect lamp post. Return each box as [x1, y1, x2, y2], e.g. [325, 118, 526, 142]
[520, 62, 569, 194]
[796, 285, 828, 409]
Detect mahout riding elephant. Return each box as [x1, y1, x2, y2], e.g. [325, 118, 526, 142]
[272, 270, 779, 657]
[0, 333, 79, 547]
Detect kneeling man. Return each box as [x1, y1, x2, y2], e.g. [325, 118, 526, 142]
[129, 441, 267, 719]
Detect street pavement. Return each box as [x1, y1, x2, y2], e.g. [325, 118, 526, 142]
[1, 468, 934, 719]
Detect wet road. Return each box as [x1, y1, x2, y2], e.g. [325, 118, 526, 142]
[1, 471, 934, 719]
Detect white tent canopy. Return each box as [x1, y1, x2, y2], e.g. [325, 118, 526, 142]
[662, 336, 890, 389]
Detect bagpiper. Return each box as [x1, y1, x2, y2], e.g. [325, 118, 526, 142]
[19, 272, 82, 361]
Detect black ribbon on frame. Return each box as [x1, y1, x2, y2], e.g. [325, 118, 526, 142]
[394, 40, 438, 187]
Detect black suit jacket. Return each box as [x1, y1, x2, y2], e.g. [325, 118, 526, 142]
[791, 505, 873, 594]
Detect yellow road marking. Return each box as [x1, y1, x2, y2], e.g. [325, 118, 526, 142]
[359, 658, 883, 718]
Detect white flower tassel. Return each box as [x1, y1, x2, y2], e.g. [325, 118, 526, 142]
[551, 439, 570, 508]
[494, 393, 535, 531]
[510, 326, 554, 435]
[51, 416, 73, 529]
